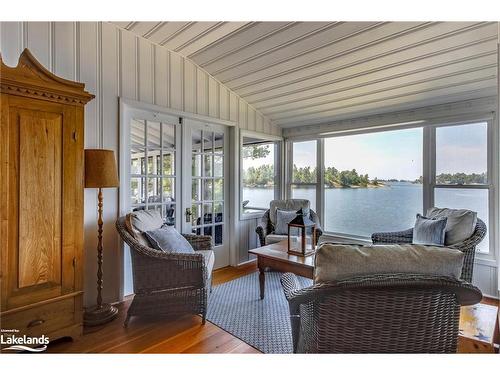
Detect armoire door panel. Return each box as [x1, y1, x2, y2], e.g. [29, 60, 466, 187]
[18, 110, 62, 289]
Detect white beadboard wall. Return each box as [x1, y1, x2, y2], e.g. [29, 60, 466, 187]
[0, 21, 280, 307]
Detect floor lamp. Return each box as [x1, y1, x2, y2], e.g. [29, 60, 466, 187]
[83, 149, 120, 326]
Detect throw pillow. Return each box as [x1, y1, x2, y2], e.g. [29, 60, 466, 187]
[426, 207, 477, 245]
[144, 226, 195, 254]
[274, 209, 299, 235]
[412, 214, 447, 246]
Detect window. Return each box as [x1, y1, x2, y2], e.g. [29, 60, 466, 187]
[323, 128, 423, 237]
[130, 118, 177, 224]
[434, 122, 490, 253]
[291, 140, 317, 210]
[241, 134, 281, 216]
[287, 119, 495, 256]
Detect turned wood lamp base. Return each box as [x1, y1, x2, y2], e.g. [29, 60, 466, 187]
[84, 303, 118, 327]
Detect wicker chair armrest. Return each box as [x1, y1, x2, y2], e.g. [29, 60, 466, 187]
[256, 210, 273, 246]
[371, 228, 413, 244]
[284, 273, 482, 308]
[280, 273, 303, 302]
[182, 234, 213, 250]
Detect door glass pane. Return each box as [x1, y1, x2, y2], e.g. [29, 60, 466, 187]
[203, 131, 214, 152]
[162, 151, 174, 176]
[192, 203, 201, 226]
[162, 178, 175, 202]
[436, 123, 487, 184]
[204, 155, 213, 177]
[204, 226, 212, 237]
[203, 203, 213, 224]
[147, 121, 161, 149]
[192, 130, 202, 153]
[192, 154, 202, 176]
[131, 154, 143, 175]
[147, 177, 161, 203]
[162, 123, 175, 149]
[214, 155, 223, 177]
[214, 179, 223, 200]
[214, 225, 223, 246]
[214, 132, 224, 154]
[323, 128, 423, 236]
[130, 177, 144, 205]
[131, 119, 145, 147]
[214, 201, 223, 219]
[435, 188, 489, 253]
[203, 179, 213, 201]
[192, 178, 201, 202]
[147, 156, 155, 175]
[164, 204, 175, 226]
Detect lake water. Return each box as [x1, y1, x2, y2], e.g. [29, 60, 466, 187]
[244, 182, 488, 248]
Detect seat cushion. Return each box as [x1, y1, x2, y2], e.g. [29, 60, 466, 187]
[265, 234, 288, 245]
[125, 210, 164, 247]
[196, 250, 215, 276]
[412, 214, 447, 246]
[426, 207, 477, 245]
[314, 243, 464, 283]
[269, 199, 310, 226]
[144, 226, 195, 254]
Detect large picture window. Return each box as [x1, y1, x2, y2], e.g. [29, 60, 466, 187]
[291, 140, 318, 210]
[241, 134, 281, 215]
[323, 128, 423, 237]
[287, 119, 495, 256]
[434, 122, 490, 253]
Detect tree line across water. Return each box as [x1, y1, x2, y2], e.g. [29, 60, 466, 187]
[243, 165, 383, 188]
[243, 164, 487, 188]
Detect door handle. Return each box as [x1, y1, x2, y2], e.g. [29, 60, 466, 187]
[185, 208, 192, 223]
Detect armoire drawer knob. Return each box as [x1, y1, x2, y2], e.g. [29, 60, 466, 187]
[27, 319, 45, 328]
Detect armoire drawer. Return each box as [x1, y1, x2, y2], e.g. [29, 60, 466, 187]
[1, 297, 77, 338]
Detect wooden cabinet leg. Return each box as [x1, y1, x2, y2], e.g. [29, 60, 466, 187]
[259, 268, 265, 300]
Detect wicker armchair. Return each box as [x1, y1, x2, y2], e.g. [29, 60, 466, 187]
[256, 208, 323, 247]
[281, 272, 482, 353]
[116, 217, 213, 327]
[371, 218, 487, 282]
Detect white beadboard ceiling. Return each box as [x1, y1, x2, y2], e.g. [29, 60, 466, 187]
[112, 21, 499, 128]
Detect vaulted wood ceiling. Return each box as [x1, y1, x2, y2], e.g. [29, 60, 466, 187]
[112, 22, 498, 128]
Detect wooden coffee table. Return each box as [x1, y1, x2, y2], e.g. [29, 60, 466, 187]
[249, 240, 314, 299]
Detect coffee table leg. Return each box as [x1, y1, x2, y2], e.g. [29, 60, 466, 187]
[259, 267, 265, 299]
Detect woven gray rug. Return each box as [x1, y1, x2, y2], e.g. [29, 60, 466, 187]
[206, 271, 312, 353]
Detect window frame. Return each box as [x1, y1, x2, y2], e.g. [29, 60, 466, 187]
[239, 130, 283, 220]
[285, 116, 497, 262]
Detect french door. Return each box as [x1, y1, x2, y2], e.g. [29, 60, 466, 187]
[182, 119, 229, 269]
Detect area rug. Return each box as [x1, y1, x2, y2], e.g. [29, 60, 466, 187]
[206, 271, 312, 353]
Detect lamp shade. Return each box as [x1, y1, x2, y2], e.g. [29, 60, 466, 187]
[84, 149, 119, 188]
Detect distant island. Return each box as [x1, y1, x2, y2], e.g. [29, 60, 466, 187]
[413, 172, 486, 185]
[243, 165, 384, 188]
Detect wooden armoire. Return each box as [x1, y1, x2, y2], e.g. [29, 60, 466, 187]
[0, 49, 94, 342]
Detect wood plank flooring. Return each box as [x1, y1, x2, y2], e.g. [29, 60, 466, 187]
[46, 261, 260, 354]
[47, 260, 499, 354]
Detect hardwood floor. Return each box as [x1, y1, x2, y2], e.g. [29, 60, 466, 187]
[47, 260, 499, 354]
[47, 262, 260, 354]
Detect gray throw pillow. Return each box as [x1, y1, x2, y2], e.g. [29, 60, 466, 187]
[426, 207, 477, 245]
[275, 209, 300, 235]
[144, 226, 195, 253]
[412, 214, 447, 246]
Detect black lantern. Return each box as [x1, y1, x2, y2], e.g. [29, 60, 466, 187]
[287, 208, 317, 256]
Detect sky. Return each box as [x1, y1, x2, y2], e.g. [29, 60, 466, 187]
[292, 122, 487, 181]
